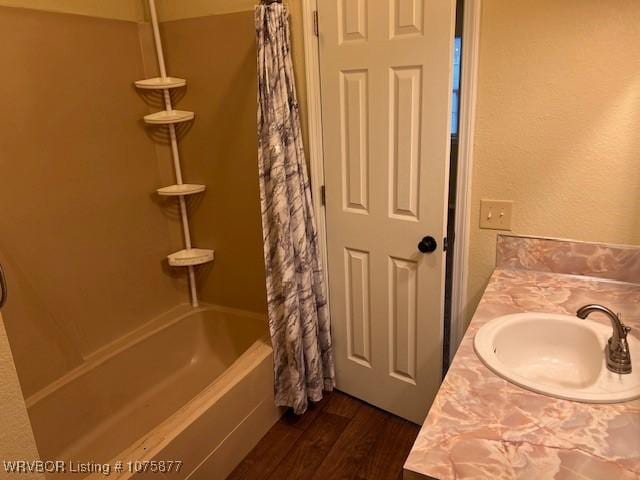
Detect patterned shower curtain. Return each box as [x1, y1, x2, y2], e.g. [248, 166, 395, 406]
[255, 3, 335, 414]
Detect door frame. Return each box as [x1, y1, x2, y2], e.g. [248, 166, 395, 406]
[301, 0, 482, 364]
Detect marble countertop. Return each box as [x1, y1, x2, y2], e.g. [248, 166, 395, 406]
[404, 236, 640, 480]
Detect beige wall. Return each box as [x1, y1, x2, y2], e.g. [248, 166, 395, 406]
[467, 0, 640, 322]
[156, 0, 255, 19]
[0, 6, 186, 397]
[157, 12, 268, 313]
[0, 1, 308, 398]
[0, 314, 42, 479]
[156, 0, 310, 151]
[155, 3, 309, 313]
[0, 0, 145, 21]
[286, 0, 310, 150]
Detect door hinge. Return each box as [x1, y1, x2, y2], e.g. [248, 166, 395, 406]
[443, 236, 449, 252]
[313, 11, 319, 37]
[320, 185, 326, 206]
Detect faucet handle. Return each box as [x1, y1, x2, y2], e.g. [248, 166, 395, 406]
[617, 313, 631, 337]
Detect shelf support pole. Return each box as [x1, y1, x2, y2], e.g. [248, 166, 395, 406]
[147, 0, 199, 307]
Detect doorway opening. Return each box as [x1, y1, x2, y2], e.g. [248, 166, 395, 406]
[443, 0, 465, 374]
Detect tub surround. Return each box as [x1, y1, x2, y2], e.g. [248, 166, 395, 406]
[27, 304, 278, 480]
[0, 5, 187, 398]
[157, 12, 268, 314]
[404, 235, 640, 480]
[87, 337, 280, 480]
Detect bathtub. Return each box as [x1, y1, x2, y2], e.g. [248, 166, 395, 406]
[26, 304, 282, 479]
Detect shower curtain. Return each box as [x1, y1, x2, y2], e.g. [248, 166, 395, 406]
[255, 2, 335, 414]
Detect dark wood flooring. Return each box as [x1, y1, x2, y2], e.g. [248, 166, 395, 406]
[228, 390, 420, 480]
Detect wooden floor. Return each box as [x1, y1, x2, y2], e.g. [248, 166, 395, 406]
[228, 390, 420, 480]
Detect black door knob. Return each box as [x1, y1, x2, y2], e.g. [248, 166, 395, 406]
[418, 236, 437, 254]
[0, 263, 7, 309]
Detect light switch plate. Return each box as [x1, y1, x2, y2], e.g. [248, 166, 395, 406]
[480, 200, 513, 230]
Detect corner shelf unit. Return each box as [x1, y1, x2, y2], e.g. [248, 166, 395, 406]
[135, 76, 186, 90]
[157, 184, 206, 196]
[143, 110, 194, 125]
[168, 249, 215, 267]
[135, 0, 213, 308]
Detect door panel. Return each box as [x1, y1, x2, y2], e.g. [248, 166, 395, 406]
[341, 70, 369, 213]
[389, 256, 418, 383]
[319, 0, 454, 423]
[392, 0, 425, 37]
[390, 66, 422, 220]
[345, 248, 371, 366]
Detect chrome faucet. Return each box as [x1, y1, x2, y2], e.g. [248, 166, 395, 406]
[577, 304, 632, 374]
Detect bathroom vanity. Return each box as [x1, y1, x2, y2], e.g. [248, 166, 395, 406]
[404, 235, 640, 479]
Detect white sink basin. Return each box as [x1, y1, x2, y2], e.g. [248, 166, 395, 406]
[474, 313, 640, 403]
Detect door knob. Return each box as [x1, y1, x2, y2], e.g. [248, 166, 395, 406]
[0, 263, 7, 309]
[418, 236, 437, 254]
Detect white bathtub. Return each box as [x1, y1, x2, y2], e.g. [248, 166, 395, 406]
[26, 304, 281, 479]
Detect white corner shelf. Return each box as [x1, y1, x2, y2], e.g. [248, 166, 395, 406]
[157, 184, 206, 197]
[138, 0, 211, 307]
[168, 249, 215, 267]
[144, 110, 194, 125]
[135, 77, 186, 90]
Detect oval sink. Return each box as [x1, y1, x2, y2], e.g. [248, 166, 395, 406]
[474, 313, 640, 403]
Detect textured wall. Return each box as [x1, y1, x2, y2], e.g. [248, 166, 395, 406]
[0, 315, 42, 479]
[0, 6, 186, 397]
[466, 0, 640, 323]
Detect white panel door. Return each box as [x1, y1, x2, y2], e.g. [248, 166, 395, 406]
[318, 0, 455, 423]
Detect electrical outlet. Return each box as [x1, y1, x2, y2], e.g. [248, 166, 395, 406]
[480, 200, 513, 230]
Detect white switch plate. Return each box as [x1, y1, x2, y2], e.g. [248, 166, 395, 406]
[480, 200, 513, 230]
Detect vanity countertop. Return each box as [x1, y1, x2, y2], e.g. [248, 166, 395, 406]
[404, 235, 640, 480]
